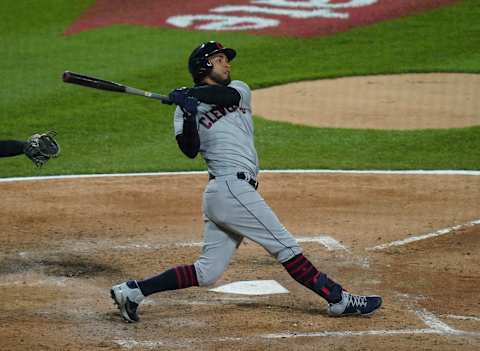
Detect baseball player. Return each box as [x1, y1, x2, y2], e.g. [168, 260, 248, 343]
[0, 132, 60, 167]
[111, 41, 382, 323]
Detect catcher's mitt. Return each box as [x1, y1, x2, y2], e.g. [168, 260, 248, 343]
[24, 131, 60, 167]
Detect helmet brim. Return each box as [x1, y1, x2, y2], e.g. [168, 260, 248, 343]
[208, 48, 236, 62]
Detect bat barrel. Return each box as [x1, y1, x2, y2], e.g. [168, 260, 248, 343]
[62, 71, 126, 93]
[62, 70, 172, 104]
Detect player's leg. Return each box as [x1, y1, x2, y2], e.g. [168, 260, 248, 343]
[282, 254, 382, 317]
[205, 178, 300, 262]
[207, 178, 382, 316]
[0, 140, 26, 157]
[207, 179, 341, 300]
[193, 219, 243, 287]
[136, 219, 240, 291]
[111, 219, 241, 322]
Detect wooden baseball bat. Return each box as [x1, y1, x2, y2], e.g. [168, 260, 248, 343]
[62, 71, 172, 104]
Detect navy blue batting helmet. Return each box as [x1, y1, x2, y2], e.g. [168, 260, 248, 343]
[188, 41, 236, 83]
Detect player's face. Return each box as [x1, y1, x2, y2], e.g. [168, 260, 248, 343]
[207, 53, 231, 86]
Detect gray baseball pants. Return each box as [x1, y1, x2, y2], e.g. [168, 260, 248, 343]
[194, 174, 302, 286]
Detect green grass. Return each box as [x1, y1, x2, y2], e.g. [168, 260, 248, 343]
[255, 120, 480, 170]
[1, 0, 479, 177]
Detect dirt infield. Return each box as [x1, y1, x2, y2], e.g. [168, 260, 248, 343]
[1, 172, 479, 350]
[252, 74, 480, 129]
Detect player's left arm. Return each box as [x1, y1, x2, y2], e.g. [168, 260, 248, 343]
[0, 140, 27, 157]
[173, 107, 200, 159]
[0, 132, 60, 167]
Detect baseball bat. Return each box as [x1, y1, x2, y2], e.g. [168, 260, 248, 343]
[62, 71, 172, 104]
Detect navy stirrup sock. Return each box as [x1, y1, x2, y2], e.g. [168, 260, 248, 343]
[282, 254, 343, 303]
[136, 265, 199, 297]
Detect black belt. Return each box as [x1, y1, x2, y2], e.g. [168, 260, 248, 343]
[209, 172, 258, 190]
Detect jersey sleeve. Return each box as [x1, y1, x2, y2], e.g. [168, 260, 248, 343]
[229, 80, 251, 109]
[173, 106, 184, 136]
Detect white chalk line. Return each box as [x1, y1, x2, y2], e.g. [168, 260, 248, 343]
[367, 219, 480, 251]
[12, 235, 347, 254]
[0, 274, 68, 287]
[5, 235, 359, 287]
[8, 235, 366, 288]
[114, 235, 348, 252]
[444, 315, 480, 322]
[113, 308, 480, 349]
[262, 309, 476, 339]
[114, 338, 190, 349]
[263, 329, 440, 338]
[1, 169, 480, 183]
[416, 309, 460, 335]
[143, 296, 264, 307]
[297, 236, 371, 268]
[297, 236, 348, 251]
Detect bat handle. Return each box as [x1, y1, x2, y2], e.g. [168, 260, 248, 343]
[152, 93, 173, 105]
[125, 87, 172, 104]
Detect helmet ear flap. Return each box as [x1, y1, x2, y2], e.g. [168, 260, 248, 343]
[194, 57, 213, 82]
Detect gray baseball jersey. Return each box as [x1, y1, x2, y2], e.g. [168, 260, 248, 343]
[173, 80, 301, 287]
[174, 80, 259, 178]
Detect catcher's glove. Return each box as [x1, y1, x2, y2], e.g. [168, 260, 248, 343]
[23, 131, 60, 167]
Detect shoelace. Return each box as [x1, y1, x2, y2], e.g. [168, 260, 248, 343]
[347, 294, 368, 308]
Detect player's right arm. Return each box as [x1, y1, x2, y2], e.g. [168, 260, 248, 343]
[188, 85, 240, 107]
[228, 80, 251, 109]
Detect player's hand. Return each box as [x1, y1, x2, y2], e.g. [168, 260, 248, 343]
[168, 87, 199, 115]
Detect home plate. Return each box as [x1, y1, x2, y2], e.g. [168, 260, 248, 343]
[210, 280, 289, 295]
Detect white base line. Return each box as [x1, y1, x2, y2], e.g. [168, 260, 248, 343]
[1, 169, 479, 183]
[367, 219, 480, 251]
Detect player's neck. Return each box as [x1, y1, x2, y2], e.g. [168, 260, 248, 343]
[203, 77, 220, 86]
[203, 74, 230, 86]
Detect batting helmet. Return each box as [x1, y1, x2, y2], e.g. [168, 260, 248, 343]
[188, 41, 236, 83]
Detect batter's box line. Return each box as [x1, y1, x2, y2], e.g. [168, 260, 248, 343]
[13, 235, 354, 263]
[366, 218, 480, 251]
[443, 314, 480, 322]
[112, 235, 371, 267]
[262, 309, 480, 339]
[110, 235, 348, 252]
[296, 235, 348, 251]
